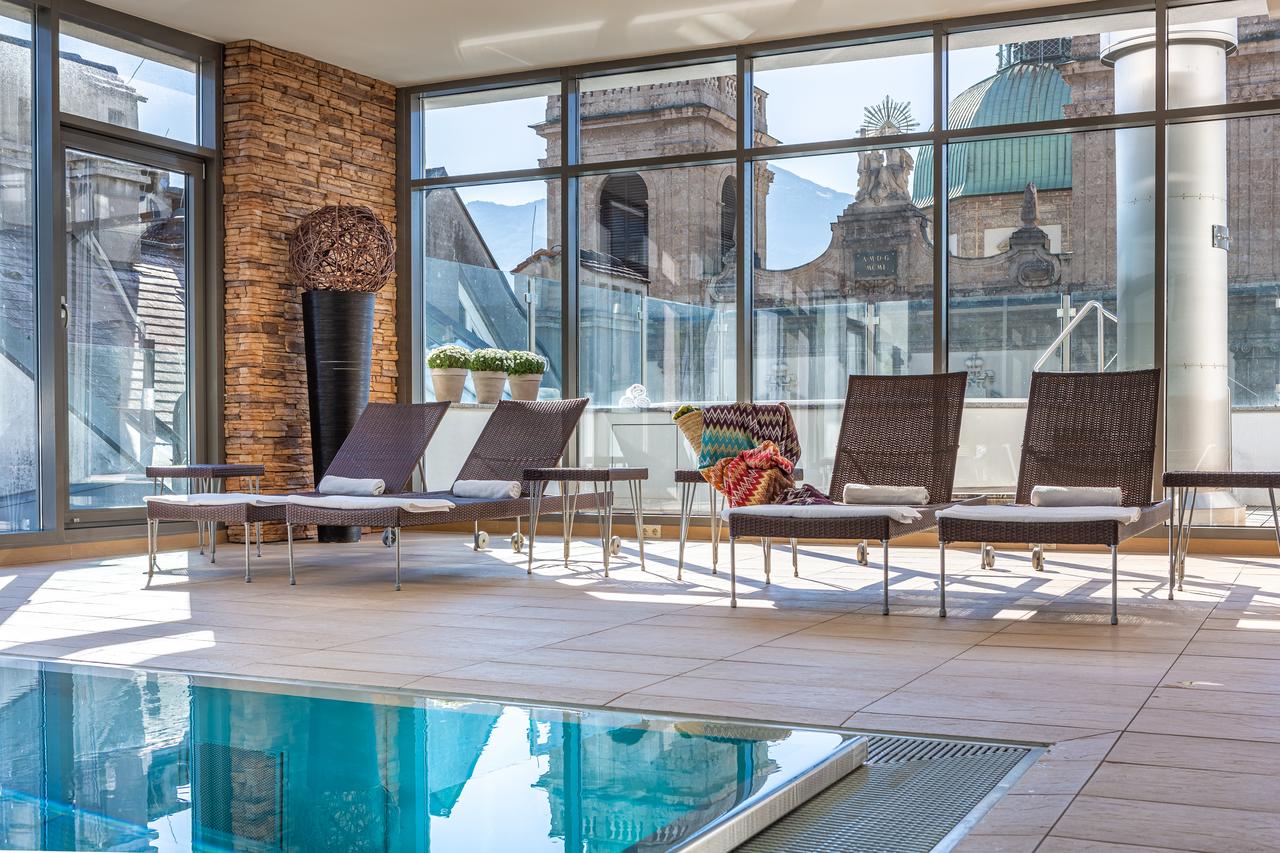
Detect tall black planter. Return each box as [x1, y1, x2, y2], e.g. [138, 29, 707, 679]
[303, 290, 374, 543]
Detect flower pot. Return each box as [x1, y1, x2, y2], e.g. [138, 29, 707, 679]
[471, 371, 507, 404]
[430, 368, 467, 403]
[507, 373, 544, 401]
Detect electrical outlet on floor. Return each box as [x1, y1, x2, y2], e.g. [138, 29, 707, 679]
[642, 524, 662, 539]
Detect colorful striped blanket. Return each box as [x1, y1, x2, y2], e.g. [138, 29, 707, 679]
[695, 403, 801, 471]
[706, 441, 796, 508]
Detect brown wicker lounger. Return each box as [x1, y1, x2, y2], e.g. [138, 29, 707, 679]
[146, 402, 450, 586]
[937, 369, 1171, 625]
[726, 372, 970, 612]
[291, 398, 632, 588]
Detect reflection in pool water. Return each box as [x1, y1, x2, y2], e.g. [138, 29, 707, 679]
[0, 658, 853, 851]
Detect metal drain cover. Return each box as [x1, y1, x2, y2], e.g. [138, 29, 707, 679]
[734, 735, 1038, 853]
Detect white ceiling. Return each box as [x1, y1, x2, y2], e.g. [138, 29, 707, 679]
[93, 0, 1078, 86]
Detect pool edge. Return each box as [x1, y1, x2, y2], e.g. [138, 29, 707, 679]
[671, 734, 869, 853]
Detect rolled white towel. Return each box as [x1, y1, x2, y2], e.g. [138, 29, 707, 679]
[1030, 485, 1122, 508]
[452, 479, 522, 500]
[318, 475, 385, 496]
[844, 483, 930, 506]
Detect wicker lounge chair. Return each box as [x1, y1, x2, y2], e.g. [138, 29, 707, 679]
[936, 368, 1171, 625]
[146, 402, 450, 586]
[290, 398, 642, 587]
[725, 372, 970, 612]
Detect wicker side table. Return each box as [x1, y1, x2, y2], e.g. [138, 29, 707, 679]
[146, 463, 266, 561]
[1163, 470, 1280, 591]
[524, 467, 649, 577]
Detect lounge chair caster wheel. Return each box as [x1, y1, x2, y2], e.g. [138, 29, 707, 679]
[856, 541, 868, 566]
[982, 544, 996, 569]
[609, 536, 621, 556]
[1031, 545, 1045, 571]
[474, 530, 489, 550]
[381, 528, 397, 548]
[511, 532, 524, 553]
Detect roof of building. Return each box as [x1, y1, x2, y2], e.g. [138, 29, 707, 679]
[912, 60, 1072, 207]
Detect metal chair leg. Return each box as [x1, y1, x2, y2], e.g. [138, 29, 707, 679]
[631, 481, 646, 571]
[938, 541, 947, 618]
[255, 476, 263, 557]
[287, 524, 296, 586]
[562, 483, 574, 566]
[762, 537, 772, 585]
[1110, 544, 1119, 626]
[528, 482, 543, 575]
[677, 482, 693, 581]
[394, 527, 402, 591]
[243, 523, 252, 583]
[1167, 487, 1176, 600]
[791, 538, 799, 577]
[709, 484, 720, 575]
[729, 536, 737, 608]
[882, 539, 890, 616]
[145, 519, 156, 588]
[1269, 488, 1280, 557]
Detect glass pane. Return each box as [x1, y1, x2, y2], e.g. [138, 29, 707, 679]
[421, 83, 558, 177]
[1168, 116, 1280, 527]
[753, 148, 933, 492]
[945, 127, 1154, 495]
[420, 180, 560, 402]
[66, 149, 191, 510]
[947, 11, 1156, 127]
[0, 2, 38, 532]
[753, 37, 932, 149]
[578, 165, 735, 505]
[579, 61, 737, 162]
[60, 21, 199, 144]
[1167, 1, 1275, 109]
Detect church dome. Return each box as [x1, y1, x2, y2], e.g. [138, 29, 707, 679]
[912, 58, 1072, 207]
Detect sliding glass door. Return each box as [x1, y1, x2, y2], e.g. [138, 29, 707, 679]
[63, 138, 198, 518]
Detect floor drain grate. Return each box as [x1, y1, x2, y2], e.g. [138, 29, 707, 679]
[734, 734, 1038, 853]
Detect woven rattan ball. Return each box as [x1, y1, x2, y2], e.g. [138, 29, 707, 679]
[287, 205, 394, 292]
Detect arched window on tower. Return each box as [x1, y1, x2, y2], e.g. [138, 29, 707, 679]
[719, 177, 736, 273]
[600, 174, 648, 279]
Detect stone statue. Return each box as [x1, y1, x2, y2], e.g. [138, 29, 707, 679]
[1021, 182, 1040, 228]
[855, 145, 914, 205]
[882, 147, 914, 201]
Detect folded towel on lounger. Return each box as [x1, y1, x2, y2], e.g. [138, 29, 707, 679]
[1030, 485, 1123, 507]
[726, 503, 923, 525]
[843, 484, 930, 505]
[451, 480, 522, 500]
[318, 476, 385, 496]
[285, 494, 453, 513]
[144, 493, 288, 507]
[936, 504, 1140, 524]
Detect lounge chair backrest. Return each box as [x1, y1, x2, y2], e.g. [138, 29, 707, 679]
[323, 402, 451, 493]
[453, 398, 589, 495]
[829, 372, 967, 505]
[1015, 369, 1160, 507]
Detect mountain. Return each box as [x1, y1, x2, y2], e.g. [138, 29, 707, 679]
[462, 167, 851, 275]
[760, 166, 853, 270]
[465, 199, 548, 274]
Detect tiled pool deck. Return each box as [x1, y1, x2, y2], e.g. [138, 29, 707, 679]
[1, 533, 1277, 851]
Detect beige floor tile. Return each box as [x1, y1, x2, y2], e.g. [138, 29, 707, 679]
[1082, 763, 1280, 813]
[549, 623, 778, 658]
[967, 794, 1075, 836]
[608, 692, 851, 727]
[841, 711, 1111, 744]
[1051, 796, 1280, 853]
[1107, 732, 1280, 776]
[860, 691, 1138, 731]
[433, 660, 670, 694]
[1129, 707, 1280, 744]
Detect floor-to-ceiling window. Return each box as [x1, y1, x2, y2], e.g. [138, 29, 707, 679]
[0, 3, 219, 541]
[0, 2, 38, 532]
[405, 0, 1280, 532]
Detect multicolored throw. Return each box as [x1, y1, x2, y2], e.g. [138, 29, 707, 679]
[696, 403, 801, 472]
[775, 484, 835, 506]
[707, 441, 796, 507]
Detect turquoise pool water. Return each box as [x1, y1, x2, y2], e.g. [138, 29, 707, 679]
[0, 657, 857, 851]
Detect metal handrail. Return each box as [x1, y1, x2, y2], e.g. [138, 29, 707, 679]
[1033, 299, 1117, 372]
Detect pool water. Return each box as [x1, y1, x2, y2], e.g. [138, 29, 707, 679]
[0, 657, 859, 852]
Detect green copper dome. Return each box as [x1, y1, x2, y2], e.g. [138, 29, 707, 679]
[912, 61, 1072, 207]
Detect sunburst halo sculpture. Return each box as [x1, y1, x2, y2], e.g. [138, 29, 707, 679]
[862, 96, 918, 137]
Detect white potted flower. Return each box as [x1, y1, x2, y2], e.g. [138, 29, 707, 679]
[427, 344, 470, 403]
[507, 350, 547, 401]
[468, 347, 513, 404]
